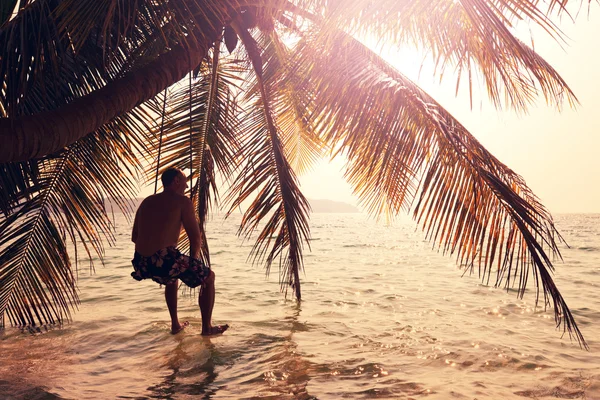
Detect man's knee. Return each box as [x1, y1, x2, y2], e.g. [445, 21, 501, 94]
[206, 269, 215, 285]
[166, 279, 179, 288]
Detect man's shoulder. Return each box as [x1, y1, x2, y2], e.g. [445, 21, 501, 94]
[141, 193, 158, 201]
[139, 193, 161, 206]
[154, 192, 192, 206]
[177, 194, 193, 207]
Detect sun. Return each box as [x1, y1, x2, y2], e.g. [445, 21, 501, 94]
[367, 39, 438, 85]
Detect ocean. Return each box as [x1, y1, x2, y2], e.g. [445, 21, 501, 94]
[1, 213, 599, 399]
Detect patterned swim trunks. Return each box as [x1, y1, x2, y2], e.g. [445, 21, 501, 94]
[131, 246, 210, 288]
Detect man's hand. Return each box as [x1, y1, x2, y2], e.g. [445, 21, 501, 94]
[181, 197, 202, 259]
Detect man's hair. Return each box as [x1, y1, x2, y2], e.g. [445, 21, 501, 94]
[161, 168, 182, 187]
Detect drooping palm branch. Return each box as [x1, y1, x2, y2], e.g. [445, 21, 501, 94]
[153, 51, 243, 265]
[0, 110, 155, 329]
[290, 27, 583, 344]
[0, 0, 590, 347]
[225, 16, 312, 299]
[249, 23, 326, 175]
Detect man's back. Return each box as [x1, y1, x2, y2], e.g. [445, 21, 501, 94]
[133, 192, 184, 256]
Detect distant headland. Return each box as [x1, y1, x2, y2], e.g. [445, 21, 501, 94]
[102, 197, 360, 214]
[307, 198, 359, 213]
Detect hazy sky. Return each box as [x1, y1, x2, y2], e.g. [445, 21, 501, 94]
[299, 10, 600, 214]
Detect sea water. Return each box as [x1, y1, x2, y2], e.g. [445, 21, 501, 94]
[1, 213, 599, 399]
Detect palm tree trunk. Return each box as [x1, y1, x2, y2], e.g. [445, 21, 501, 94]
[0, 41, 210, 163]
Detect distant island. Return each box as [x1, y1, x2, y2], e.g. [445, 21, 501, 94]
[307, 198, 359, 213]
[102, 197, 359, 213]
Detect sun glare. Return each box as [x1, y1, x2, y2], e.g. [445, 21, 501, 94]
[384, 47, 435, 83]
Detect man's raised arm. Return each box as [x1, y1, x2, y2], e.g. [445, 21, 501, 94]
[181, 198, 202, 259]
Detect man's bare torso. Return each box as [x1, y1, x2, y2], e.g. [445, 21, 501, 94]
[132, 192, 185, 256]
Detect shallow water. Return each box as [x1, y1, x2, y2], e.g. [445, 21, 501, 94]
[1, 213, 599, 399]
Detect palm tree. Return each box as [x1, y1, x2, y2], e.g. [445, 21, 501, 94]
[0, 0, 588, 346]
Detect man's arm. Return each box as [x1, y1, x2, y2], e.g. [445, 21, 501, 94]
[181, 197, 202, 259]
[131, 209, 139, 243]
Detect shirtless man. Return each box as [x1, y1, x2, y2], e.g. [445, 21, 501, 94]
[131, 167, 228, 335]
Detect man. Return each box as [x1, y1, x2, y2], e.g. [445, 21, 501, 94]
[131, 167, 228, 335]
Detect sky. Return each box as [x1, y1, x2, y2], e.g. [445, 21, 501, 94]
[298, 9, 600, 214]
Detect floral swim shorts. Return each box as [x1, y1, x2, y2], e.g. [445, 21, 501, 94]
[131, 246, 210, 288]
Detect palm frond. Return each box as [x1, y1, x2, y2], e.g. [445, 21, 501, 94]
[255, 28, 326, 175]
[0, 0, 234, 162]
[155, 58, 242, 182]
[0, 0, 18, 26]
[0, 99, 158, 217]
[291, 28, 585, 347]
[190, 40, 224, 266]
[150, 53, 243, 260]
[0, 161, 41, 216]
[287, 0, 577, 112]
[0, 81, 157, 327]
[0, 200, 76, 329]
[226, 20, 311, 299]
[0, 147, 111, 328]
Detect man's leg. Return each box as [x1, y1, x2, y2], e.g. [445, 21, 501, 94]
[165, 280, 187, 334]
[199, 270, 228, 335]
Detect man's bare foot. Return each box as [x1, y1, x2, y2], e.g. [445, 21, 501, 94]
[171, 321, 189, 334]
[201, 324, 229, 336]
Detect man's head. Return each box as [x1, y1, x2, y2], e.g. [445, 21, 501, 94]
[161, 168, 187, 195]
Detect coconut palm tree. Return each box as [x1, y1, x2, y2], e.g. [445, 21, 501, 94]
[0, 0, 588, 346]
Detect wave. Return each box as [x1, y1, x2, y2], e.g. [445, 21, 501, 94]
[576, 246, 600, 252]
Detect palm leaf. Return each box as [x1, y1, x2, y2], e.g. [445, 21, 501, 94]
[254, 28, 326, 175]
[0, 0, 18, 26]
[0, 148, 110, 328]
[150, 52, 243, 260]
[0, 161, 41, 216]
[226, 20, 311, 299]
[0, 202, 75, 329]
[0, 78, 158, 327]
[190, 40, 224, 266]
[154, 58, 243, 185]
[286, 0, 577, 111]
[0, 112, 153, 327]
[291, 28, 585, 347]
